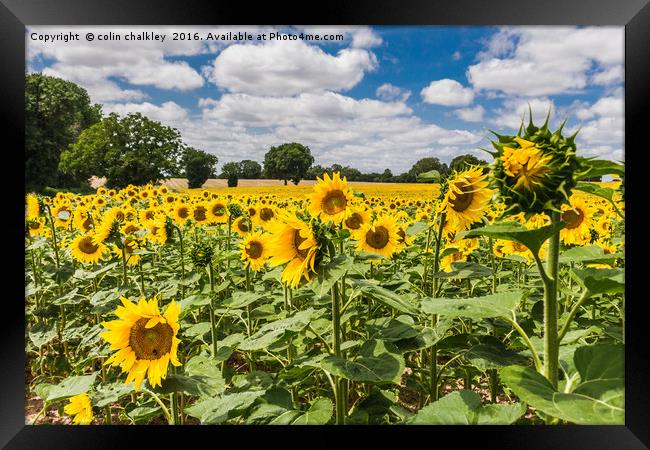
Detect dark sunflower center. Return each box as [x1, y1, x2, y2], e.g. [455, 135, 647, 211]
[246, 241, 263, 259]
[513, 242, 527, 252]
[124, 224, 139, 234]
[115, 211, 125, 222]
[29, 221, 41, 230]
[129, 318, 173, 360]
[212, 204, 226, 216]
[322, 190, 347, 215]
[78, 237, 99, 255]
[366, 226, 390, 249]
[237, 219, 251, 233]
[260, 207, 274, 221]
[178, 207, 189, 219]
[145, 211, 155, 220]
[293, 229, 309, 259]
[450, 182, 474, 212]
[82, 217, 92, 231]
[561, 208, 584, 229]
[345, 213, 362, 230]
[193, 206, 207, 222]
[248, 208, 256, 217]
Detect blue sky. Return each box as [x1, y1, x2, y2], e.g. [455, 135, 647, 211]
[27, 26, 624, 173]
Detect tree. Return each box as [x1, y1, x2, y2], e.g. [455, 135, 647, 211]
[406, 157, 450, 182]
[26, 73, 102, 191]
[59, 112, 185, 189]
[183, 147, 218, 189]
[449, 154, 488, 173]
[220, 162, 240, 187]
[239, 160, 262, 179]
[380, 168, 394, 182]
[306, 165, 327, 180]
[263, 143, 314, 185]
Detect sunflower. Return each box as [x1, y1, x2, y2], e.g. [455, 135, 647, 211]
[27, 217, 47, 237]
[266, 213, 319, 288]
[560, 196, 594, 246]
[73, 208, 94, 233]
[343, 208, 371, 232]
[240, 230, 269, 271]
[191, 203, 210, 225]
[172, 203, 191, 225]
[114, 238, 141, 266]
[145, 219, 168, 246]
[501, 138, 554, 192]
[233, 216, 253, 236]
[64, 393, 93, 425]
[258, 206, 277, 229]
[101, 297, 181, 390]
[52, 204, 73, 228]
[439, 166, 492, 233]
[440, 250, 467, 272]
[354, 215, 400, 258]
[207, 199, 228, 224]
[308, 172, 354, 224]
[26, 194, 40, 220]
[69, 233, 107, 264]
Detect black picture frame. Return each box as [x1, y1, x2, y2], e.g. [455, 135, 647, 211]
[3, 0, 648, 447]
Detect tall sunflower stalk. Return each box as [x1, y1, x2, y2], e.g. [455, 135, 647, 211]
[489, 110, 580, 393]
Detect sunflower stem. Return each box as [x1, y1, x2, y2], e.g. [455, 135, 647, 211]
[142, 388, 172, 425]
[44, 204, 60, 270]
[557, 290, 591, 344]
[327, 241, 346, 425]
[544, 211, 561, 390]
[121, 246, 128, 287]
[428, 212, 445, 402]
[174, 225, 186, 298]
[208, 261, 218, 359]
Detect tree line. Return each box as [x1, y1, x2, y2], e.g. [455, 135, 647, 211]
[26, 73, 488, 193]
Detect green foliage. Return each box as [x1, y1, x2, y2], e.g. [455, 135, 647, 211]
[449, 154, 488, 173]
[239, 160, 262, 179]
[406, 157, 450, 183]
[25, 73, 102, 192]
[59, 112, 185, 189]
[409, 390, 526, 424]
[500, 344, 624, 424]
[183, 147, 218, 189]
[263, 143, 314, 185]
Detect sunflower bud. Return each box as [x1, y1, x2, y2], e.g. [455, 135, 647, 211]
[489, 110, 581, 215]
[190, 240, 214, 268]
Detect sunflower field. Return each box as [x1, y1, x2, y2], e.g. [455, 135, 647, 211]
[25, 118, 625, 425]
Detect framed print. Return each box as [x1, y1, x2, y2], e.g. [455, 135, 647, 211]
[3, 0, 649, 447]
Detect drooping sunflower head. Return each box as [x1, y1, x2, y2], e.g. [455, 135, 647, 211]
[64, 393, 93, 425]
[489, 111, 582, 214]
[240, 230, 269, 272]
[308, 172, 354, 224]
[73, 208, 94, 233]
[266, 212, 319, 288]
[439, 166, 493, 233]
[101, 297, 181, 390]
[145, 219, 168, 246]
[95, 207, 125, 243]
[354, 214, 400, 258]
[190, 240, 214, 268]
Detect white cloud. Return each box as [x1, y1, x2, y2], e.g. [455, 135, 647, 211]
[468, 27, 623, 96]
[103, 101, 188, 124]
[179, 91, 483, 172]
[421, 79, 474, 106]
[28, 26, 207, 102]
[489, 97, 555, 130]
[376, 83, 411, 102]
[205, 39, 377, 96]
[299, 26, 383, 48]
[591, 65, 624, 86]
[455, 105, 485, 122]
